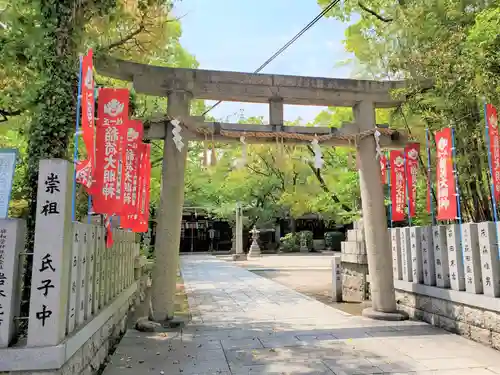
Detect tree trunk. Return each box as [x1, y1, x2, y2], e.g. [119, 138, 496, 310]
[21, 0, 81, 317]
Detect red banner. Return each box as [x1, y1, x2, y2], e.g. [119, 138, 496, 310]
[81, 49, 95, 162]
[405, 143, 420, 217]
[487, 104, 500, 202]
[75, 159, 93, 189]
[121, 120, 143, 215]
[390, 150, 406, 222]
[121, 143, 150, 232]
[380, 154, 387, 184]
[75, 50, 96, 189]
[91, 88, 129, 215]
[435, 127, 457, 220]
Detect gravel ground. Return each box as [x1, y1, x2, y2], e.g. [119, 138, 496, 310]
[252, 269, 365, 316]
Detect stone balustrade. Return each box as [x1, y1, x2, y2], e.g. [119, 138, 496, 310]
[0, 159, 146, 375]
[391, 222, 500, 350]
[391, 223, 500, 294]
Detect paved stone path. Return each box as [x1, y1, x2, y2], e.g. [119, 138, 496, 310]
[104, 255, 500, 374]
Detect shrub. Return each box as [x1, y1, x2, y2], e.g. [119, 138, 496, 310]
[279, 233, 300, 252]
[299, 230, 314, 251]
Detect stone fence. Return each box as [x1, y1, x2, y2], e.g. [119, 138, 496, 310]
[391, 222, 500, 350]
[0, 159, 148, 375]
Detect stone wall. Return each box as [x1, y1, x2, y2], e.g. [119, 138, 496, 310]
[341, 221, 369, 301]
[1, 259, 151, 375]
[395, 281, 500, 351]
[58, 291, 138, 375]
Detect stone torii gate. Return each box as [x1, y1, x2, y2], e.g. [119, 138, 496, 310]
[97, 58, 413, 322]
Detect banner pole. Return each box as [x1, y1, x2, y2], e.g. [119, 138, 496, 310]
[71, 55, 83, 222]
[404, 148, 412, 227]
[387, 152, 393, 229]
[87, 85, 98, 225]
[451, 126, 465, 263]
[483, 102, 500, 259]
[425, 128, 435, 225]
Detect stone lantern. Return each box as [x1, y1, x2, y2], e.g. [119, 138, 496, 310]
[248, 226, 261, 258]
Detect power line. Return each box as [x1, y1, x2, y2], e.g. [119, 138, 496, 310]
[201, 0, 341, 117]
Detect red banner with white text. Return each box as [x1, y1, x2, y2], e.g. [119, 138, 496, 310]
[487, 104, 500, 202]
[405, 143, 420, 218]
[435, 127, 457, 220]
[81, 49, 95, 162]
[75, 49, 96, 189]
[121, 143, 150, 232]
[380, 154, 387, 184]
[121, 120, 143, 215]
[91, 88, 129, 215]
[390, 150, 406, 222]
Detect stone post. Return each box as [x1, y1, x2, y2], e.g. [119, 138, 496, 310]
[354, 101, 406, 320]
[390, 228, 402, 280]
[400, 227, 412, 282]
[331, 255, 342, 302]
[151, 91, 190, 322]
[68, 222, 80, 333]
[76, 223, 88, 326]
[446, 224, 465, 291]
[0, 219, 26, 348]
[462, 223, 482, 294]
[248, 226, 261, 258]
[478, 222, 500, 297]
[433, 225, 450, 288]
[232, 202, 246, 260]
[93, 225, 102, 314]
[409, 227, 424, 284]
[27, 159, 73, 347]
[420, 226, 436, 286]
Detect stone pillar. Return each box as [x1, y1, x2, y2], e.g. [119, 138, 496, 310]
[354, 101, 405, 320]
[478, 222, 500, 297]
[420, 226, 436, 286]
[390, 228, 402, 280]
[462, 223, 482, 294]
[409, 227, 424, 284]
[27, 159, 73, 347]
[331, 255, 342, 302]
[94, 225, 103, 313]
[68, 222, 80, 334]
[433, 225, 450, 288]
[446, 224, 465, 291]
[269, 98, 284, 125]
[400, 227, 412, 282]
[0, 219, 26, 348]
[151, 91, 190, 322]
[232, 202, 246, 260]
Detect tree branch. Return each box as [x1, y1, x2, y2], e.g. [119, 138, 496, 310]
[306, 145, 352, 213]
[102, 23, 146, 52]
[358, 1, 393, 22]
[0, 108, 23, 123]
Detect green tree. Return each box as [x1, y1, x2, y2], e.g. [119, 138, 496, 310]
[0, 0, 198, 315]
[317, 0, 500, 223]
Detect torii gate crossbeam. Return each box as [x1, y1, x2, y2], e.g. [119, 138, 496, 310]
[97, 57, 417, 323]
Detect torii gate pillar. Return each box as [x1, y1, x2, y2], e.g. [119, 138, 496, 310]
[151, 91, 191, 322]
[354, 101, 408, 321]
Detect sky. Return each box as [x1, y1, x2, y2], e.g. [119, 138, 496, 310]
[173, 0, 356, 124]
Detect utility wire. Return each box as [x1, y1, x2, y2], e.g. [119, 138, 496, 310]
[201, 0, 341, 117]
